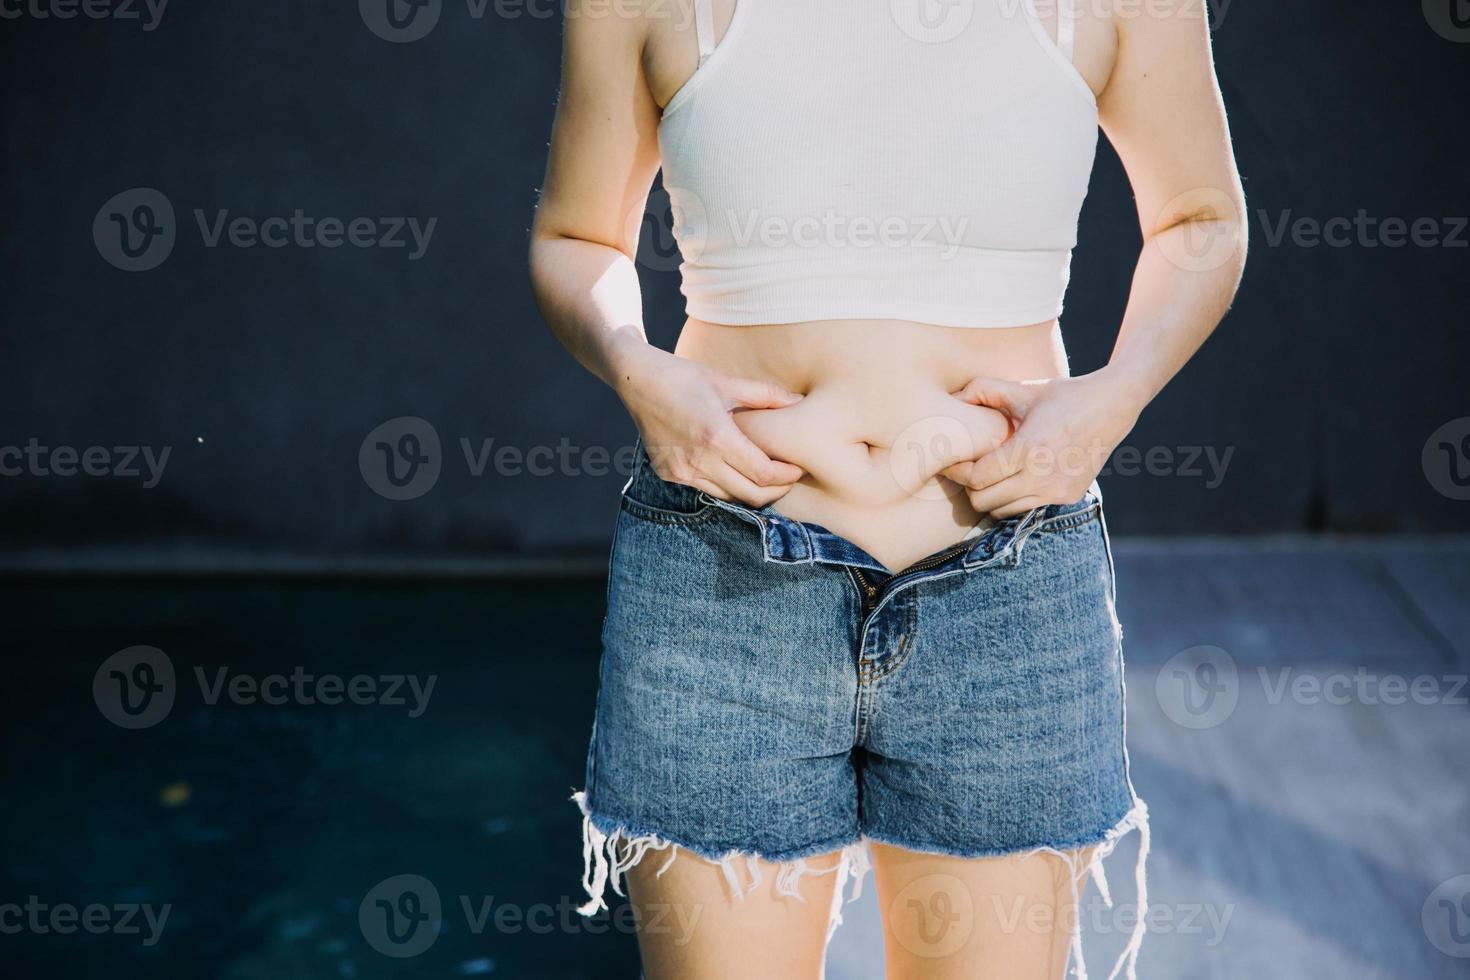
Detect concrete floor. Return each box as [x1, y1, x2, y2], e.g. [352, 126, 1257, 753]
[0, 537, 1466, 978]
[829, 538, 1470, 979]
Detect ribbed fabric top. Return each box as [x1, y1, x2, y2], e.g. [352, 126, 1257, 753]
[657, 0, 1099, 328]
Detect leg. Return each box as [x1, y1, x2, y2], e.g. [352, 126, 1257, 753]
[872, 842, 1097, 980]
[626, 848, 845, 980]
[858, 500, 1149, 977]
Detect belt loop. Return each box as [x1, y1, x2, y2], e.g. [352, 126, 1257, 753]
[963, 505, 1046, 569]
[1002, 505, 1047, 567]
[757, 510, 818, 563]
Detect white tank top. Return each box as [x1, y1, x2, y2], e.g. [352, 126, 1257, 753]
[657, 0, 1099, 328]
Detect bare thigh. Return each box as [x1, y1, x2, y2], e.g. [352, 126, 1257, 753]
[625, 850, 845, 980]
[872, 842, 1096, 980]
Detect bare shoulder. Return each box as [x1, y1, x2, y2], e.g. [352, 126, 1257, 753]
[1100, 0, 1217, 99]
[559, 0, 659, 70]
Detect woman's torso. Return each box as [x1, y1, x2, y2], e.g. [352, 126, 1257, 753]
[645, 1, 1116, 572]
[676, 317, 1066, 571]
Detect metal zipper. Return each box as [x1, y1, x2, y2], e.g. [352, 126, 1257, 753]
[853, 568, 880, 614]
[853, 539, 969, 616]
[896, 540, 970, 577]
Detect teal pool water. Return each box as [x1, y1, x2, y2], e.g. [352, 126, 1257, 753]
[0, 581, 634, 979]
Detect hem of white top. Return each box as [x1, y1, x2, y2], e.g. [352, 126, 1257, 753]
[681, 303, 1067, 330]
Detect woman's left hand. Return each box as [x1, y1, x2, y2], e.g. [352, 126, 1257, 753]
[941, 370, 1145, 519]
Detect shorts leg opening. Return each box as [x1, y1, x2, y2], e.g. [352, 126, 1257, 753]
[571, 790, 871, 933]
[1019, 798, 1151, 980]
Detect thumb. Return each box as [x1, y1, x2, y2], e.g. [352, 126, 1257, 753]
[955, 376, 1031, 419]
[721, 375, 805, 410]
[941, 459, 974, 485]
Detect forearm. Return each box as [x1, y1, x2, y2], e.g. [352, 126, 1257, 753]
[1097, 215, 1248, 414]
[528, 233, 662, 394]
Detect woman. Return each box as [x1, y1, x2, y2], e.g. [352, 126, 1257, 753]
[529, 0, 1246, 976]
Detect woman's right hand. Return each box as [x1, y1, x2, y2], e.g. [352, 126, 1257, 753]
[614, 347, 807, 507]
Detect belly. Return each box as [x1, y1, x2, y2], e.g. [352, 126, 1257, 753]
[673, 316, 1070, 572]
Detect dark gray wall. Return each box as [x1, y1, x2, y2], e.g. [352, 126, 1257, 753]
[2, 1, 1468, 566]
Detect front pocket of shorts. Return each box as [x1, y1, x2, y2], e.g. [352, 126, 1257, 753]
[1019, 504, 1110, 587]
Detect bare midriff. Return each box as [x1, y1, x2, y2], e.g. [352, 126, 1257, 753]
[673, 317, 1071, 573]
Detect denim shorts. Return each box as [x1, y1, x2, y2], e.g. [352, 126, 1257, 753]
[573, 442, 1149, 977]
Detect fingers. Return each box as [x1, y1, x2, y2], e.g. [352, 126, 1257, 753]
[953, 376, 1029, 417]
[959, 442, 1089, 517]
[720, 375, 805, 411]
[686, 476, 731, 501]
[964, 473, 1034, 518]
[709, 427, 804, 506]
[705, 458, 796, 508]
[692, 472, 797, 508]
[946, 449, 1053, 518]
[678, 455, 797, 509]
[990, 495, 1047, 520]
[946, 436, 1030, 497]
[940, 459, 973, 486]
[650, 424, 803, 507]
[968, 441, 1029, 492]
[717, 427, 805, 487]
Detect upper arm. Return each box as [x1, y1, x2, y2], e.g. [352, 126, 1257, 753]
[1097, 0, 1246, 239]
[530, 1, 664, 258]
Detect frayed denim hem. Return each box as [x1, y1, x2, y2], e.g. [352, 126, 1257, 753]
[863, 799, 1151, 980]
[572, 792, 1149, 979]
[571, 791, 872, 943]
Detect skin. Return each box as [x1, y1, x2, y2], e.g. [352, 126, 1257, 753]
[531, 0, 1246, 975]
[622, 843, 1097, 980]
[625, 852, 845, 979]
